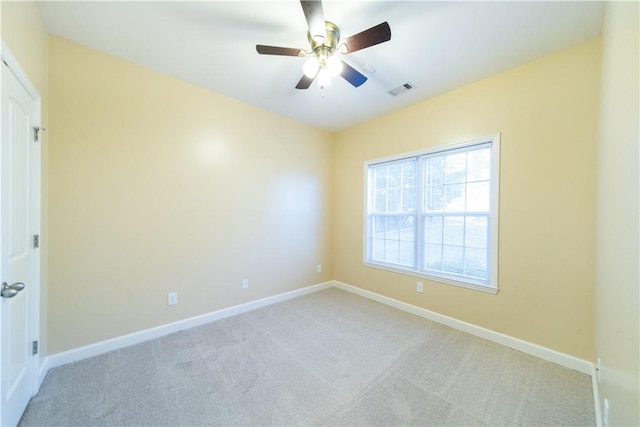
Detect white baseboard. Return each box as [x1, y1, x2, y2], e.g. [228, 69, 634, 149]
[46, 281, 332, 369]
[42, 279, 594, 395]
[331, 280, 593, 375]
[37, 357, 49, 389]
[592, 363, 602, 427]
[33, 278, 601, 427]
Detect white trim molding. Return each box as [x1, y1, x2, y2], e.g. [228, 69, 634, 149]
[38, 359, 50, 390]
[46, 282, 332, 369]
[45, 279, 594, 375]
[332, 280, 593, 375]
[41, 278, 597, 422]
[1, 40, 41, 100]
[592, 363, 602, 427]
[363, 134, 501, 294]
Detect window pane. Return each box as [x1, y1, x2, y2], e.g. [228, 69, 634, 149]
[424, 243, 443, 271]
[402, 162, 417, 187]
[388, 164, 401, 188]
[466, 182, 490, 212]
[373, 215, 385, 238]
[464, 247, 487, 279]
[388, 189, 400, 212]
[467, 148, 491, 181]
[445, 152, 467, 184]
[368, 214, 416, 266]
[401, 161, 417, 213]
[445, 183, 465, 211]
[372, 238, 385, 260]
[443, 216, 464, 246]
[399, 241, 415, 267]
[424, 216, 443, 244]
[371, 160, 417, 215]
[425, 185, 444, 212]
[386, 216, 399, 240]
[465, 216, 488, 248]
[374, 167, 387, 190]
[443, 245, 464, 275]
[402, 188, 416, 212]
[385, 240, 399, 264]
[375, 191, 387, 212]
[400, 215, 416, 242]
[425, 156, 445, 185]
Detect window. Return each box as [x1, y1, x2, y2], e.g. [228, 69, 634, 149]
[364, 135, 500, 293]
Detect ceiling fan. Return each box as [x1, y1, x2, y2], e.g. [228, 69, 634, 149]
[256, 0, 391, 89]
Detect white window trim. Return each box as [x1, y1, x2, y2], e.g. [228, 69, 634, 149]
[362, 133, 500, 294]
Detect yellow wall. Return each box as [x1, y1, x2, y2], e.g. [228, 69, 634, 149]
[47, 36, 333, 354]
[1, 0, 50, 367]
[3, 3, 607, 365]
[596, 2, 639, 425]
[334, 40, 600, 360]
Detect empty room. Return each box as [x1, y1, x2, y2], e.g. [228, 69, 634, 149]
[1, 1, 638, 426]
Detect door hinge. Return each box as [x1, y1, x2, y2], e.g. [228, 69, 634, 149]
[33, 126, 45, 143]
[32, 340, 38, 355]
[34, 234, 40, 249]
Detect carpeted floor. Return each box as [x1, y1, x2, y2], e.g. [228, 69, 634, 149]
[20, 288, 595, 426]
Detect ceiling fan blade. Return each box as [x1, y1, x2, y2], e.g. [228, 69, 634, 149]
[256, 45, 304, 56]
[300, 0, 326, 42]
[341, 22, 391, 54]
[340, 61, 367, 88]
[295, 74, 315, 90]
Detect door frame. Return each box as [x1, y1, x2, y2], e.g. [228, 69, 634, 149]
[0, 39, 42, 416]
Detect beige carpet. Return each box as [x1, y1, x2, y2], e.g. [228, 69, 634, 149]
[20, 288, 595, 426]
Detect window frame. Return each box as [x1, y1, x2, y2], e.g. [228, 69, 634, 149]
[363, 134, 500, 294]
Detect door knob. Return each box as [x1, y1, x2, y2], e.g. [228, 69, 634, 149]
[1, 282, 26, 298]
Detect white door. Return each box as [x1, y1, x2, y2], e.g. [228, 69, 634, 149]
[0, 46, 41, 427]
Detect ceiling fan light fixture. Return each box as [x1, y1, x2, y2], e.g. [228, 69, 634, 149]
[317, 68, 332, 87]
[326, 55, 343, 77]
[303, 56, 320, 78]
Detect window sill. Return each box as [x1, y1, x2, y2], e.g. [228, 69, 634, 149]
[363, 261, 499, 295]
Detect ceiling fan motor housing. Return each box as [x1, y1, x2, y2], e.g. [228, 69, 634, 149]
[308, 21, 341, 57]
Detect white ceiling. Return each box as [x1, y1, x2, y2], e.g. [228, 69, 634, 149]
[37, 1, 605, 132]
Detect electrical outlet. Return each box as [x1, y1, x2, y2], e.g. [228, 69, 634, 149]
[167, 292, 177, 306]
[417, 282, 424, 293]
[242, 279, 249, 289]
[317, 264, 322, 273]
